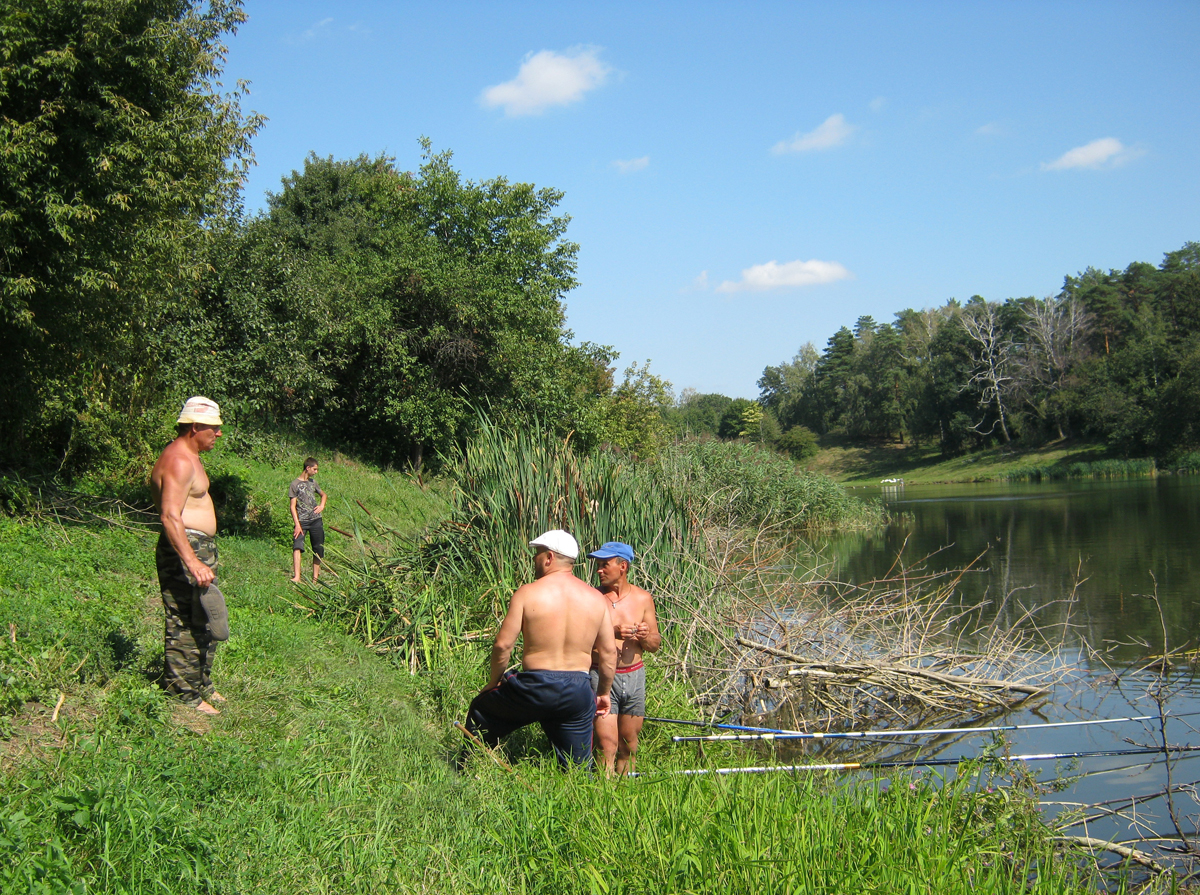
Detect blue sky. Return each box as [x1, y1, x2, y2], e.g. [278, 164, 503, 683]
[224, 1, 1200, 399]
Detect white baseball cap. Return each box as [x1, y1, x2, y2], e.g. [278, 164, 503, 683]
[529, 529, 579, 559]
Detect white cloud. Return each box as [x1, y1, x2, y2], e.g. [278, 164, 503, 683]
[613, 156, 649, 174]
[481, 47, 610, 116]
[976, 121, 1003, 136]
[717, 259, 852, 293]
[1041, 137, 1143, 171]
[293, 17, 333, 43]
[869, 96, 886, 113]
[678, 270, 710, 294]
[772, 114, 855, 154]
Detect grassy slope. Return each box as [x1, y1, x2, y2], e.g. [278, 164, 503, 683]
[0, 443, 1100, 893]
[807, 437, 1117, 484]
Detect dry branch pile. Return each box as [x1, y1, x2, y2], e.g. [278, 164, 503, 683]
[650, 527, 1070, 750]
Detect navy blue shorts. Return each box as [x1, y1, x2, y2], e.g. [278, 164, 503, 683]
[466, 670, 596, 769]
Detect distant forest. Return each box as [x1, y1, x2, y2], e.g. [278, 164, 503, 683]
[669, 243, 1200, 461]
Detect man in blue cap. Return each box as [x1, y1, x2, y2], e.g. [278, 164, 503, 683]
[588, 541, 660, 775]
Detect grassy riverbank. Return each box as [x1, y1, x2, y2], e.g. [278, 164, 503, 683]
[808, 437, 1166, 485]
[1, 438, 1107, 893]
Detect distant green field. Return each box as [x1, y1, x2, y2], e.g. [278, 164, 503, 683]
[807, 438, 1144, 484]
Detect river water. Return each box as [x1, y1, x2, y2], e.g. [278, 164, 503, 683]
[813, 476, 1200, 847]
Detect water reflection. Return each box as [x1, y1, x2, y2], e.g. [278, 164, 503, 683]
[820, 477, 1200, 665]
[799, 477, 1200, 847]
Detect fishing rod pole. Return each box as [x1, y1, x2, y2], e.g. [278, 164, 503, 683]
[655, 745, 1200, 778]
[647, 716, 800, 735]
[670, 710, 1200, 744]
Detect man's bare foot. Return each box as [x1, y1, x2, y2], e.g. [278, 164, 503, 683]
[195, 700, 221, 715]
[209, 691, 226, 703]
[290, 576, 301, 583]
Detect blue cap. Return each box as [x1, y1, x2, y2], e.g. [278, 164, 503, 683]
[588, 541, 635, 564]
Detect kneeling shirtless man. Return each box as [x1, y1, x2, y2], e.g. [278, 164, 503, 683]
[589, 541, 661, 775]
[465, 530, 616, 770]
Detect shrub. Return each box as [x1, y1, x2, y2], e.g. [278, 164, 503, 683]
[778, 425, 820, 461]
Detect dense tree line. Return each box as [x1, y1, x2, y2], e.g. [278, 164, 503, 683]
[1, 0, 261, 473]
[759, 244, 1200, 459]
[1, 0, 673, 477]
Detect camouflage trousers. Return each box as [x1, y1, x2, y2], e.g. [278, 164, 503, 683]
[156, 530, 228, 706]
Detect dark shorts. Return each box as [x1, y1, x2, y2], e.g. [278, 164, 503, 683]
[590, 662, 647, 717]
[466, 670, 596, 769]
[293, 517, 325, 558]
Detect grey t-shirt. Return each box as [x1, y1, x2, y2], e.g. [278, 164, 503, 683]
[289, 478, 324, 523]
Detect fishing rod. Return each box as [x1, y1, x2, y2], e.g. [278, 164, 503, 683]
[647, 716, 800, 735]
[652, 745, 1200, 778]
[669, 710, 1200, 744]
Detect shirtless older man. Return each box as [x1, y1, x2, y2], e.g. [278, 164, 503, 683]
[589, 541, 661, 775]
[465, 530, 617, 769]
[149, 397, 230, 715]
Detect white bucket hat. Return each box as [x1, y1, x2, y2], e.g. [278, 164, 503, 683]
[176, 396, 223, 425]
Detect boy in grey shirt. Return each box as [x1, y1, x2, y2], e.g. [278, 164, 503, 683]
[289, 457, 326, 582]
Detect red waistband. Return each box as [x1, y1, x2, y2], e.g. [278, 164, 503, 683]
[616, 661, 644, 674]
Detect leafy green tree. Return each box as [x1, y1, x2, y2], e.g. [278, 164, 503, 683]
[759, 342, 819, 431]
[778, 425, 820, 461]
[717, 398, 756, 439]
[0, 0, 261, 471]
[665, 391, 735, 438]
[193, 146, 588, 467]
[811, 327, 857, 434]
[590, 361, 674, 458]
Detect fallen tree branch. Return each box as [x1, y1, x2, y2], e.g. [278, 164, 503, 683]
[738, 636, 1048, 696]
[1055, 835, 1170, 874]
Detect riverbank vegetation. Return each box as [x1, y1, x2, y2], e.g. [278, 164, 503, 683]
[3, 449, 1110, 894]
[806, 437, 1186, 485]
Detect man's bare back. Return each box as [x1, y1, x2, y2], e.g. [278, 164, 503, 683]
[486, 554, 616, 699]
[518, 570, 613, 673]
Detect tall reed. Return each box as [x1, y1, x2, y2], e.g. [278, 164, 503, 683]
[428, 414, 705, 596]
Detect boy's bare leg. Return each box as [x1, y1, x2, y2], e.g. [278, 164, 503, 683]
[312, 556, 320, 583]
[291, 549, 302, 583]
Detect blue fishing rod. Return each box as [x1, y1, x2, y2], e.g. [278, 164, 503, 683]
[646, 715, 799, 735]
[646, 744, 1200, 778]
[665, 710, 1200, 744]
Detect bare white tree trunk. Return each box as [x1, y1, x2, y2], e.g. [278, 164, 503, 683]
[1019, 296, 1092, 439]
[960, 302, 1015, 443]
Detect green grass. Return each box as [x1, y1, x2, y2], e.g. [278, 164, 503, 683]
[808, 437, 1154, 485]
[0, 440, 1110, 893]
